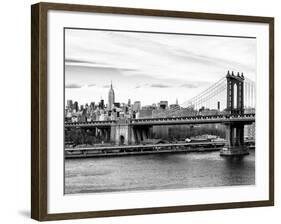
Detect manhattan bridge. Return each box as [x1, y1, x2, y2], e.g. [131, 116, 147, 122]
[65, 71, 256, 156]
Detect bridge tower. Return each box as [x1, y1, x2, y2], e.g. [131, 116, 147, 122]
[226, 70, 244, 114]
[221, 71, 249, 156]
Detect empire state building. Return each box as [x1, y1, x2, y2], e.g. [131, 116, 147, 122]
[108, 81, 115, 110]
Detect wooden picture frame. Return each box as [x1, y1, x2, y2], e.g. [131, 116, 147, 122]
[31, 2, 274, 221]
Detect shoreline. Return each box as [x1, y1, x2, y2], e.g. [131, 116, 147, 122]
[64, 141, 254, 159]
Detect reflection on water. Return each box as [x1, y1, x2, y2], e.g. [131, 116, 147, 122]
[65, 150, 255, 194]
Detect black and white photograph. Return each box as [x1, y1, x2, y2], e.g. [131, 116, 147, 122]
[64, 28, 256, 194]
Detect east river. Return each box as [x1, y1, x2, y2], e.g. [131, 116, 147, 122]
[65, 150, 255, 194]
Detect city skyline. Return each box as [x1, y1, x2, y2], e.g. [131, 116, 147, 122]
[65, 81, 179, 110]
[65, 29, 256, 106]
[65, 80, 182, 107]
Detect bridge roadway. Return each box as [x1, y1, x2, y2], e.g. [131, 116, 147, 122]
[64, 113, 255, 128]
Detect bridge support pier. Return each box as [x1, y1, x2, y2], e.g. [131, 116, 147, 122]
[136, 129, 142, 142]
[133, 126, 152, 143]
[220, 123, 249, 156]
[110, 120, 136, 145]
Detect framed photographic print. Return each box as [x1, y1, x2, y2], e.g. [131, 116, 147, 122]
[31, 2, 274, 221]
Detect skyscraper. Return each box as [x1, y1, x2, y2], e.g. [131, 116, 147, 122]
[108, 81, 115, 110]
[133, 101, 141, 111]
[66, 100, 73, 110]
[99, 99, 105, 109]
[158, 101, 168, 110]
[73, 101, 78, 112]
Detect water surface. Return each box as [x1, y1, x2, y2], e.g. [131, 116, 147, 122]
[65, 150, 255, 194]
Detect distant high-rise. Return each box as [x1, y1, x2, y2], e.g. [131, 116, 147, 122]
[90, 102, 95, 110]
[67, 100, 73, 110]
[99, 99, 105, 109]
[73, 101, 78, 112]
[114, 102, 120, 108]
[158, 101, 168, 110]
[133, 101, 141, 111]
[108, 81, 115, 110]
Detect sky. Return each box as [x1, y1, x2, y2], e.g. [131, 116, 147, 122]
[65, 28, 256, 107]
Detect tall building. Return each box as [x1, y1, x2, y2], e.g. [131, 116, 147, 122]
[158, 101, 168, 110]
[99, 99, 105, 109]
[90, 102, 95, 110]
[73, 101, 78, 112]
[113, 102, 120, 108]
[133, 101, 141, 111]
[66, 100, 73, 110]
[108, 81, 115, 110]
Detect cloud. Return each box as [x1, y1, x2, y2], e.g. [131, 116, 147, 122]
[65, 83, 82, 88]
[65, 29, 256, 106]
[180, 83, 198, 88]
[135, 83, 173, 88]
[65, 57, 138, 72]
[65, 58, 94, 64]
[65, 29, 256, 85]
[150, 84, 172, 88]
[180, 81, 210, 89]
[135, 84, 150, 88]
